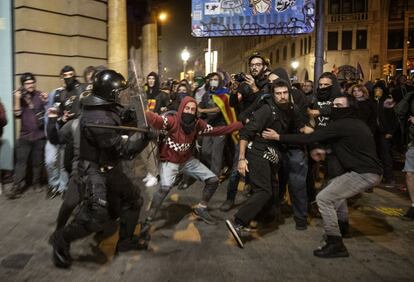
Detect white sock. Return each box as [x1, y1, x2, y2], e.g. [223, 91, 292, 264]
[197, 203, 207, 209]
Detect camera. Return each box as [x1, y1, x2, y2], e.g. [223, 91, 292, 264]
[234, 73, 247, 83]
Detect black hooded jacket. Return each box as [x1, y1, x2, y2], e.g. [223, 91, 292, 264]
[311, 73, 342, 129]
[272, 68, 309, 125]
[145, 72, 168, 114]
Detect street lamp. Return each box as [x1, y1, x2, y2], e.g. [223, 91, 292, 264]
[291, 60, 299, 81]
[181, 47, 190, 77]
[291, 60, 299, 70]
[158, 11, 168, 23]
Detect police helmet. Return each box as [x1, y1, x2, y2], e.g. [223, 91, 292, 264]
[83, 69, 127, 106]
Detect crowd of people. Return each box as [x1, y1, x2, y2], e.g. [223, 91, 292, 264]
[0, 54, 413, 268]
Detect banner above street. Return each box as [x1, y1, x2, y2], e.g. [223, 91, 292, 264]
[191, 0, 315, 37]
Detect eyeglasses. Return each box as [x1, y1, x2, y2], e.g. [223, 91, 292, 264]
[249, 63, 263, 68]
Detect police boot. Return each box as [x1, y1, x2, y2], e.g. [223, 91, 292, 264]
[313, 235, 349, 258]
[52, 231, 72, 268]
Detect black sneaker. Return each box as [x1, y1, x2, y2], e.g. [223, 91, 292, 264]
[402, 207, 414, 221]
[313, 236, 349, 258]
[193, 207, 217, 225]
[219, 199, 234, 212]
[225, 220, 244, 248]
[294, 216, 308, 231]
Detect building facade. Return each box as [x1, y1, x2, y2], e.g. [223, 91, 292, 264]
[14, 0, 108, 91]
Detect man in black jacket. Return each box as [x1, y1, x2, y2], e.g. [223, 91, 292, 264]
[225, 79, 310, 248]
[269, 94, 382, 258]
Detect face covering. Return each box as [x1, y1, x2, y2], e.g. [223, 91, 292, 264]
[177, 92, 188, 101]
[181, 112, 196, 135]
[64, 77, 77, 89]
[317, 85, 333, 101]
[209, 80, 219, 88]
[330, 107, 354, 121]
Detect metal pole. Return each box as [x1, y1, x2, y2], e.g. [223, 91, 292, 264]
[208, 38, 212, 74]
[314, 0, 325, 85]
[403, 11, 409, 76]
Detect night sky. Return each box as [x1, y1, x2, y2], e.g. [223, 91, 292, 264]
[158, 0, 203, 79]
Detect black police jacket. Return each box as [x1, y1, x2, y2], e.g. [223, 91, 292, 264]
[79, 105, 149, 166]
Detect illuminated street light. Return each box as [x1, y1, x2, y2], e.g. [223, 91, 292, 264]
[291, 60, 299, 70]
[158, 11, 168, 23]
[181, 47, 190, 76]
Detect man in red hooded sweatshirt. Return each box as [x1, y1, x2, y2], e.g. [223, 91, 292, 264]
[140, 96, 242, 241]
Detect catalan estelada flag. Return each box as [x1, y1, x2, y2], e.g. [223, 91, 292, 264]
[211, 88, 239, 144]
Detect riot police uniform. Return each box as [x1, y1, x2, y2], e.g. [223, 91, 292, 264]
[52, 70, 149, 268]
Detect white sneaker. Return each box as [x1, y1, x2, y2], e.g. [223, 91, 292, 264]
[142, 173, 152, 183]
[145, 175, 158, 187]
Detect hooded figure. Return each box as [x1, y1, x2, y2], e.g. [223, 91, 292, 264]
[311, 72, 342, 128]
[140, 96, 242, 238]
[145, 72, 168, 113]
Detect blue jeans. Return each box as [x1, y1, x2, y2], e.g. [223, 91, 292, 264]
[45, 141, 68, 192]
[279, 149, 308, 220]
[159, 157, 216, 188]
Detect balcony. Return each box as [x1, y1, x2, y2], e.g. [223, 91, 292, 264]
[327, 12, 370, 23]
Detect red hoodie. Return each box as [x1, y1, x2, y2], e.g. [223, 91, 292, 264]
[146, 96, 242, 164]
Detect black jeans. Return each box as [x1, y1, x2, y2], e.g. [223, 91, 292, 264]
[378, 136, 393, 181]
[235, 147, 278, 226]
[14, 138, 46, 186]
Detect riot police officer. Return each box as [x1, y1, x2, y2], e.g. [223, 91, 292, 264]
[52, 69, 150, 268]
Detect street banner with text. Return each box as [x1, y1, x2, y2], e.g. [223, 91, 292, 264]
[191, 0, 315, 37]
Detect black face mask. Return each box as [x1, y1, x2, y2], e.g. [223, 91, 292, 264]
[181, 113, 196, 135]
[330, 107, 355, 121]
[177, 92, 188, 101]
[317, 85, 333, 101]
[64, 77, 77, 89]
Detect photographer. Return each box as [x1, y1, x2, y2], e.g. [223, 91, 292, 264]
[231, 54, 271, 123]
[8, 73, 48, 199]
[220, 55, 271, 211]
